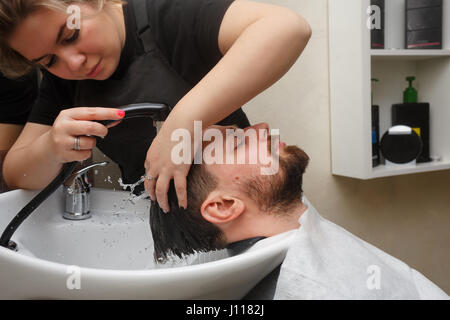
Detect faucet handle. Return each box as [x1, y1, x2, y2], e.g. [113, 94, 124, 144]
[64, 161, 109, 189]
[63, 161, 109, 221]
[74, 161, 109, 178]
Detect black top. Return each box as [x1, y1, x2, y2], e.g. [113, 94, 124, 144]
[28, 0, 250, 184]
[0, 71, 38, 125]
[226, 237, 267, 256]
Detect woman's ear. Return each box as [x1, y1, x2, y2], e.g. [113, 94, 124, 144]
[200, 191, 245, 225]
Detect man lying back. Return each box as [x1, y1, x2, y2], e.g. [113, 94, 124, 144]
[149, 123, 448, 300]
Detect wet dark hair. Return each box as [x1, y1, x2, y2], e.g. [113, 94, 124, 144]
[149, 164, 226, 263]
[150, 145, 310, 263]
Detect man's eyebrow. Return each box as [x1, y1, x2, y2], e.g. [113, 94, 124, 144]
[30, 23, 66, 63]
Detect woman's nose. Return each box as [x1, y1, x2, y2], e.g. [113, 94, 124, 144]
[59, 48, 86, 73]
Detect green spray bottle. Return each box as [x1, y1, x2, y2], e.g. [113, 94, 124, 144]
[392, 75, 431, 163]
[403, 76, 418, 103]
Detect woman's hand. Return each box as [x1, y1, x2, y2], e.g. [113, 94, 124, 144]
[144, 127, 191, 213]
[49, 107, 125, 163]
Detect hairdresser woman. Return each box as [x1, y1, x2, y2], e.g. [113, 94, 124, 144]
[0, 0, 311, 212]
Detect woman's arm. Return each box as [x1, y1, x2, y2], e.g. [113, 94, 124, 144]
[164, 0, 311, 132]
[3, 108, 125, 190]
[0, 123, 24, 151]
[145, 0, 312, 211]
[2, 123, 62, 189]
[0, 124, 25, 192]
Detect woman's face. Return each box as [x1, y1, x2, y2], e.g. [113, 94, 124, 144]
[8, 3, 125, 80]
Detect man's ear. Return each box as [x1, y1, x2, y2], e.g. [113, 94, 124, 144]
[200, 191, 245, 224]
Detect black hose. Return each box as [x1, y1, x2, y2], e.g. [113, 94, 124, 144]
[0, 162, 77, 248]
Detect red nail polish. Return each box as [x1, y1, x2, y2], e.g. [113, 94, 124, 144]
[117, 110, 125, 118]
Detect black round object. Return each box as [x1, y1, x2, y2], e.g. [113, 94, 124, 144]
[380, 128, 423, 164]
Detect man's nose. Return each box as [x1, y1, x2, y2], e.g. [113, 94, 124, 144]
[246, 122, 269, 131]
[246, 123, 269, 139]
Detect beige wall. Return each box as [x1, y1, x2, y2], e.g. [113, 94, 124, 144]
[244, 0, 449, 293]
[95, 0, 449, 294]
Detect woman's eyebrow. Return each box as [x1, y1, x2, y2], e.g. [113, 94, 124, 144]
[30, 23, 66, 63]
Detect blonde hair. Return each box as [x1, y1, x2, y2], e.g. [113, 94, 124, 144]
[0, 0, 123, 78]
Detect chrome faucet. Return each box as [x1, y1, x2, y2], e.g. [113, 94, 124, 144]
[63, 161, 109, 220]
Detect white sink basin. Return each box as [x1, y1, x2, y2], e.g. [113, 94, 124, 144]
[0, 187, 294, 299]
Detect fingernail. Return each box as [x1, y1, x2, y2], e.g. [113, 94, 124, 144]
[117, 110, 125, 118]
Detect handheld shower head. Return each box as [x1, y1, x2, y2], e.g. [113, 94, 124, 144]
[98, 103, 170, 129]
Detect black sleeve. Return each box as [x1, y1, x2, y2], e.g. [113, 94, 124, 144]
[0, 71, 38, 125]
[147, 0, 235, 85]
[27, 71, 71, 126]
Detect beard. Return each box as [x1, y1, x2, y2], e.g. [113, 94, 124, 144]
[242, 145, 310, 214]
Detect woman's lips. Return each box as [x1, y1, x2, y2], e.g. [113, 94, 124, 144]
[87, 60, 102, 78]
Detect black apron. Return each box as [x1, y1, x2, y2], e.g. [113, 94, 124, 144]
[71, 0, 250, 185]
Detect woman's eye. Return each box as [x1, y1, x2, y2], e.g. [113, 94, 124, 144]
[44, 29, 79, 68]
[63, 29, 79, 44]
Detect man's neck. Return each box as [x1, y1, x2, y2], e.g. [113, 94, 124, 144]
[226, 202, 308, 243]
[264, 202, 308, 237]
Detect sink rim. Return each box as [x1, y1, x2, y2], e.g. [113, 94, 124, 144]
[0, 231, 295, 276]
[0, 187, 294, 276]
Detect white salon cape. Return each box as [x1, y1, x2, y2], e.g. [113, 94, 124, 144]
[247, 197, 449, 300]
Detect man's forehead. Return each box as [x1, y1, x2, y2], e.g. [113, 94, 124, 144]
[208, 161, 261, 184]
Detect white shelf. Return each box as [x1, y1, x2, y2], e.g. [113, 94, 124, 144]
[371, 49, 450, 61]
[371, 160, 450, 179]
[329, 0, 450, 180]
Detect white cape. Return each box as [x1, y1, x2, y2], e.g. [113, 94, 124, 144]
[270, 197, 449, 300]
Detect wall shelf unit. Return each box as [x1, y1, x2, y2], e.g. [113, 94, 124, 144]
[329, 0, 450, 179]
